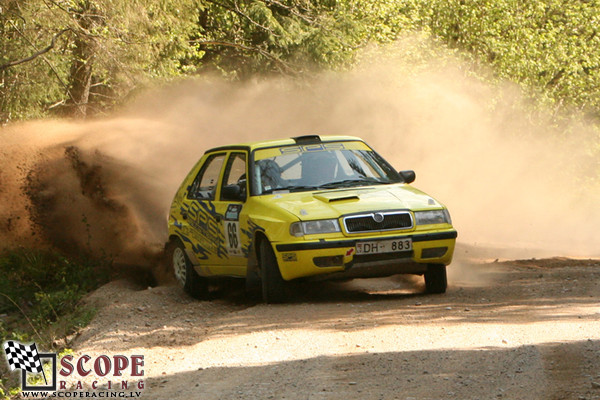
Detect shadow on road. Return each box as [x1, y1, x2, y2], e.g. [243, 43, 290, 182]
[141, 339, 600, 400]
[78, 258, 600, 353]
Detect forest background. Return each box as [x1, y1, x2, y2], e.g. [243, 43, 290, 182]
[2, 0, 600, 128]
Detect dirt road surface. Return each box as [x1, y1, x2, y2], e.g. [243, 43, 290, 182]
[70, 253, 600, 400]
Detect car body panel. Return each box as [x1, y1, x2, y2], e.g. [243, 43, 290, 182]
[168, 136, 457, 285]
[264, 185, 443, 224]
[272, 230, 456, 280]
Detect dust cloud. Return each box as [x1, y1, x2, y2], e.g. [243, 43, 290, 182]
[1, 42, 599, 272]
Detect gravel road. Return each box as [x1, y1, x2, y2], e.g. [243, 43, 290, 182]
[71, 255, 600, 400]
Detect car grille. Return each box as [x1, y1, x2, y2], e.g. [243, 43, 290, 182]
[343, 212, 413, 233]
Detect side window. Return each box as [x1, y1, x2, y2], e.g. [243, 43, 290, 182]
[224, 153, 247, 186]
[188, 154, 226, 200]
[222, 153, 247, 198]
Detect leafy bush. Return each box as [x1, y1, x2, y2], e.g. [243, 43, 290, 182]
[0, 248, 110, 343]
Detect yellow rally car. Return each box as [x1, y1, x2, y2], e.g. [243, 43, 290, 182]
[167, 135, 457, 302]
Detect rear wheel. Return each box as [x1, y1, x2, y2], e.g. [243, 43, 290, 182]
[424, 264, 447, 294]
[169, 238, 208, 299]
[259, 239, 287, 303]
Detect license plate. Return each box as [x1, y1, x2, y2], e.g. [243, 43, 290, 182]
[355, 238, 412, 255]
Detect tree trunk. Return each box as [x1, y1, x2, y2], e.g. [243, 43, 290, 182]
[67, 34, 94, 118]
[66, 1, 99, 118]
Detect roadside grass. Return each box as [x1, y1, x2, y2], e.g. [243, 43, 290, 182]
[0, 248, 111, 398]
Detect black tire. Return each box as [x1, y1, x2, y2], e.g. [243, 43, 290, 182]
[168, 238, 208, 299]
[245, 266, 262, 301]
[424, 264, 447, 294]
[259, 239, 287, 303]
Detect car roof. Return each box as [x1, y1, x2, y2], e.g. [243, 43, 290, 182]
[204, 135, 364, 154]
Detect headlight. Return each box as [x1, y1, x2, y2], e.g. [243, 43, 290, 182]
[290, 222, 304, 237]
[414, 209, 451, 225]
[290, 219, 341, 237]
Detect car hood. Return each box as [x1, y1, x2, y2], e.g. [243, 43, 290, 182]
[265, 184, 444, 221]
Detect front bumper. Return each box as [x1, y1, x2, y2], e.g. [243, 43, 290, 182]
[273, 230, 458, 281]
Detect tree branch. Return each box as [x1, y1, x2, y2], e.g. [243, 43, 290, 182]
[193, 39, 299, 74]
[0, 29, 69, 71]
[263, 0, 315, 24]
[4, 21, 84, 115]
[204, 0, 281, 37]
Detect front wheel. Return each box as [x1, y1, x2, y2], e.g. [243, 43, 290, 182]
[259, 240, 287, 303]
[424, 264, 447, 294]
[168, 238, 208, 299]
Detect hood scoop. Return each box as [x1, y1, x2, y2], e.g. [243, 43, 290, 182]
[314, 193, 360, 203]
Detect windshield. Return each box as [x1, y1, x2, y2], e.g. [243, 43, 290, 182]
[252, 141, 401, 195]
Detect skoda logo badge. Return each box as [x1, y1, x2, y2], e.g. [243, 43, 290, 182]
[373, 213, 384, 223]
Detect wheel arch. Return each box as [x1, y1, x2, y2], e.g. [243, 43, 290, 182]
[244, 230, 269, 294]
[250, 230, 269, 271]
[168, 234, 184, 245]
[158, 234, 187, 286]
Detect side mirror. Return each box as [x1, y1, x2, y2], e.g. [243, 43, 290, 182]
[399, 170, 416, 184]
[221, 184, 245, 202]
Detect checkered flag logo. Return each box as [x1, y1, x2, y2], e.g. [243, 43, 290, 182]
[3, 341, 43, 374]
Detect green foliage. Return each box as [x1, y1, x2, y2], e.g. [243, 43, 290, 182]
[0, 248, 109, 344]
[192, 0, 366, 76]
[414, 0, 600, 120]
[1, 0, 600, 131]
[0, 1, 69, 121]
[0, 0, 201, 120]
[0, 249, 103, 399]
[0, 384, 19, 400]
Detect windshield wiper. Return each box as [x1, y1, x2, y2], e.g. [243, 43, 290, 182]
[318, 178, 390, 189]
[263, 179, 389, 194]
[263, 185, 321, 194]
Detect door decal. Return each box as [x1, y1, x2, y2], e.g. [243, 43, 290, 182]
[224, 204, 243, 257]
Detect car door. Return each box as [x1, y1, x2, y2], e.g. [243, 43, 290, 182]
[211, 152, 249, 276]
[183, 152, 229, 270]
